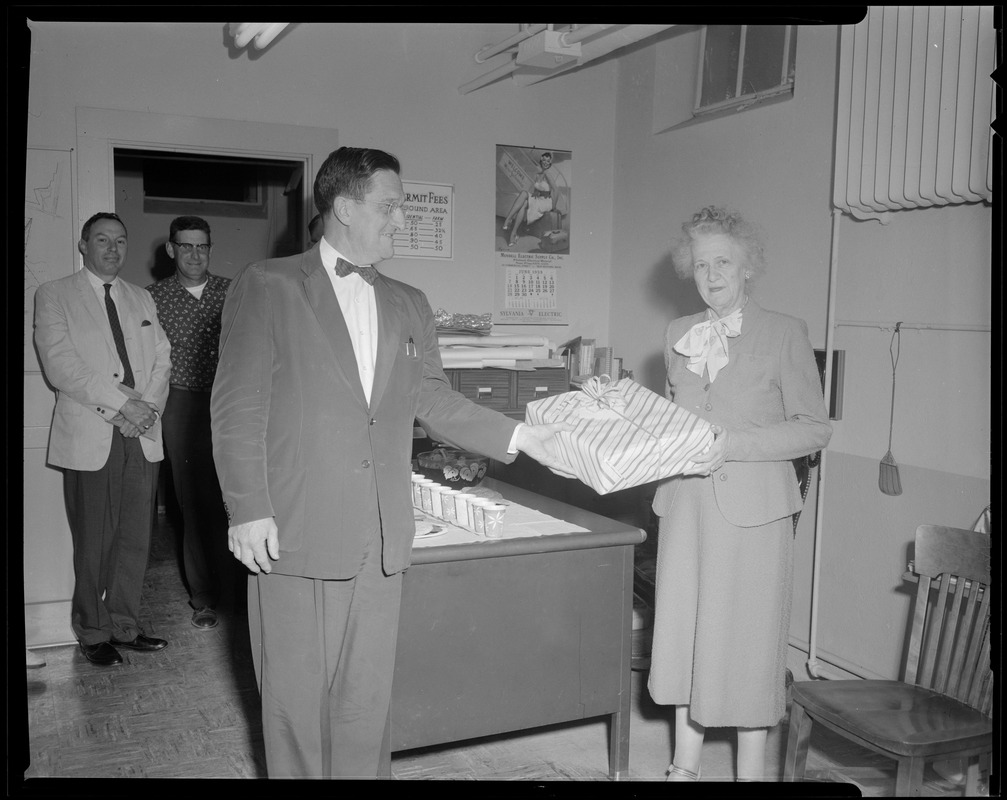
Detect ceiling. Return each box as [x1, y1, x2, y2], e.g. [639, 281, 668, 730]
[226, 23, 677, 94]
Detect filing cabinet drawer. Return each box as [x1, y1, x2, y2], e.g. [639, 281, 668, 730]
[516, 369, 569, 408]
[454, 370, 514, 412]
[446, 367, 569, 420]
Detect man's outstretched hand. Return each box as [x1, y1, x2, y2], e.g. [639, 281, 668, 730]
[515, 422, 578, 478]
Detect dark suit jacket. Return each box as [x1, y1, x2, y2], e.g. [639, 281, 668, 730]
[34, 269, 171, 470]
[210, 246, 519, 579]
[652, 299, 832, 527]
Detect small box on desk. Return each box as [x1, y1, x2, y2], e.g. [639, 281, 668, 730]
[525, 377, 714, 495]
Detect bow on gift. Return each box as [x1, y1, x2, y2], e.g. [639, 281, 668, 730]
[559, 374, 664, 452]
[577, 375, 627, 413]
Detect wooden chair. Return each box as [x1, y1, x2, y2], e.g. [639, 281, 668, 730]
[784, 524, 992, 795]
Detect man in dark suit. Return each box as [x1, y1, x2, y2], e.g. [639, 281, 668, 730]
[34, 212, 172, 666]
[211, 147, 572, 778]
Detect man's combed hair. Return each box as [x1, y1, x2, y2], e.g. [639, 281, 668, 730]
[169, 216, 211, 241]
[313, 147, 401, 218]
[81, 212, 126, 241]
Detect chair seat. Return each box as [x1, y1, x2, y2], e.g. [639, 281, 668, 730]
[791, 680, 992, 757]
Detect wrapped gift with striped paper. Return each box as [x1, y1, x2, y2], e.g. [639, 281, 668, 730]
[525, 376, 714, 494]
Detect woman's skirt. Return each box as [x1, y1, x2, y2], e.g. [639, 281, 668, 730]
[646, 475, 794, 728]
[526, 194, 553, 224]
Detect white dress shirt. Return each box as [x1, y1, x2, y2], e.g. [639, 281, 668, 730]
[320, 237, 379, 404]
[318, 238, 523, 451]
[85, 268, 128, 376]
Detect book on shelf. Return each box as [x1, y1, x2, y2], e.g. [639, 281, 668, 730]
[558, 336, 580, 375]
[594, 346, 614, 379]
[577, 339, 595, 379]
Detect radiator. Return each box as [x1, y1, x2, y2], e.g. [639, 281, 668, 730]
[834, 6, 995, 220]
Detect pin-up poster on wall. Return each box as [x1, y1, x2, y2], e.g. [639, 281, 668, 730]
[493, 144, 570, 325]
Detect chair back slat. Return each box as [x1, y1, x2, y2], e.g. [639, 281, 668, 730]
[933, 569, 968, 693]
[969, 626, 993, 715]
[955, 584, 990, 703]
[917, 572, 951, 687]
[903, 574, 931, 685]
[943, 578, 979, 696]
[908, 525, 992, 712]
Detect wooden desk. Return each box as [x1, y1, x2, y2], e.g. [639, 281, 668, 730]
[380, 478, 646, 780]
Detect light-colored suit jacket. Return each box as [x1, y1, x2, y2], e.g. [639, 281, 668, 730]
[652, 299, 832, 527]
[34, 269, 172, 470]
[210, 246, 520, 579]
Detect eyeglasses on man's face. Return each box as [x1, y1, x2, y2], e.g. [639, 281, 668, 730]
[356, 199, 406, 217]
[172, 241, 212, 255]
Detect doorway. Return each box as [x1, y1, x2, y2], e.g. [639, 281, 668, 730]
[113, 148, 306, 287]
[23, 108, 340, 646]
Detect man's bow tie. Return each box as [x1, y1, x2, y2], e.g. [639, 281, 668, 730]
[334, 257, 378, 285]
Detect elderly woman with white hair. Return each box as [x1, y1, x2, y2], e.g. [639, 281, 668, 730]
[647, 206, 832, 782]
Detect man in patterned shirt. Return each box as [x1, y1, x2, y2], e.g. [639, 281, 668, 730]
[148, 216, 234, 629]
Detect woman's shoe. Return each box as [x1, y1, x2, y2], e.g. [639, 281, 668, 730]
[666, 763, 701, 782]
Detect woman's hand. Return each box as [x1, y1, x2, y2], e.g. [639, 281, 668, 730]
[691, 424, 730, 475]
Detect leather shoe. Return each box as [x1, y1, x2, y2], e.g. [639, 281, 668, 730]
[191, 607, 218, 629]
[110, 634, 168, 652]
[80, 641, 123, 666]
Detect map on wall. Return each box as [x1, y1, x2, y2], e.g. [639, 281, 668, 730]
[25, 148, 74, 372]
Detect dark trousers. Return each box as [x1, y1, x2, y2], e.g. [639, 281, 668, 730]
[247, 532, 403, 778]
[162, 387, 233, 609]
[63, 432, 159, 645]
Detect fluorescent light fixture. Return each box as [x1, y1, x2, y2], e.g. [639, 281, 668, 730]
[228, 23, 290, 51]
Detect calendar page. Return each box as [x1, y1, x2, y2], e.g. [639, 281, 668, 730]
[493, 144, 570, 325]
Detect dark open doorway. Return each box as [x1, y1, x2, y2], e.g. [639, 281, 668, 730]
[113, 148, 307, 286]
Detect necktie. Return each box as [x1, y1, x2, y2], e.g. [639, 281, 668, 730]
[672, 307, 743, 382]
[104, 283, 135, 388]
[334, 257, 378, 285]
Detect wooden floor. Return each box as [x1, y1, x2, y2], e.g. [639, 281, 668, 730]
[16, 514, 975, 792]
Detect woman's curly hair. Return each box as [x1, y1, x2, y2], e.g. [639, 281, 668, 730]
[671, 206, 766, 280]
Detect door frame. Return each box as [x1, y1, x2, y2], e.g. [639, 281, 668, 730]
[24, 108, 339, 647]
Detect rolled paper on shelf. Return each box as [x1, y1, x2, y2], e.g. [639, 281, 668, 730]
[437, 360, 486, 370]
[479, 359, 518, 369]
[440, 346, 540, 362]
[438, 334, 551, 348]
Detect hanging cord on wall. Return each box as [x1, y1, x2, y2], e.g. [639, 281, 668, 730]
[879, 322, 903, 496]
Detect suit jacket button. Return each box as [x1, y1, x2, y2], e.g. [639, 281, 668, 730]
[705, 403, 713, 411]
[361, 460, 371, 469]
[369, 418, 376, 426]
[719, 473, 728, 481]
[703, 383, 711, 391]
